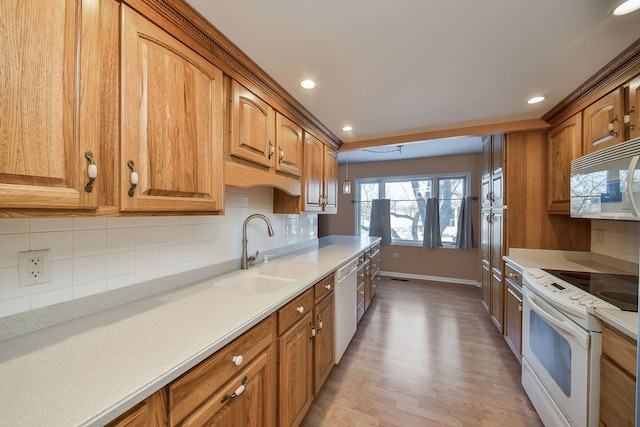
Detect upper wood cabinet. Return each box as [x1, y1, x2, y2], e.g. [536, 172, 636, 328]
[481, 134, 504, 209]
[0, 0, 105, 210]
[230, 81, 275, 168]
[627, 74, 640, 140]
[547, 112, 582, 214]
[583, 88, 624, 154]
[275, 114, 304, 177]
[301, 135, 338, 213]
[120, 5, 224, 212]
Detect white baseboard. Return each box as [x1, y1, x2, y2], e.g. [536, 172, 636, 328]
[379, 270, 481, 287]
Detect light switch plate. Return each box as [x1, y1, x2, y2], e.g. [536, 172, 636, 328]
[18, 249, 51, 286]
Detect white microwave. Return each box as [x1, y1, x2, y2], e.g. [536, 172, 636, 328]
[570, 136, 640, 220]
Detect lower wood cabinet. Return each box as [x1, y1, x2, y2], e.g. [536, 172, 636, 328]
[600, 324, 637, 427]
[106, 388, 168, 427]
[503, 264, 523, 362]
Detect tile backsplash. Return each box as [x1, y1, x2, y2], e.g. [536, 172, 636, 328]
[591, 220, 640, 265]
[0, 187, 317, 318]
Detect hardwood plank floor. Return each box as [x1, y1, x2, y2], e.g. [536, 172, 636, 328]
[301, 277, 542, 427]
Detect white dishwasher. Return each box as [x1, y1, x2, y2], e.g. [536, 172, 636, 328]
[334, 257, 359, 363]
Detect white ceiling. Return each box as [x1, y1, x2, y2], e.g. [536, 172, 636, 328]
[186, 0, 640, 161]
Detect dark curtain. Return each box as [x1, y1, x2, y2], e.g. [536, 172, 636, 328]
[369, 199, 391, 245]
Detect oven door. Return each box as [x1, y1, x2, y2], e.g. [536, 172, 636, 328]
[522, 287, 591, 427]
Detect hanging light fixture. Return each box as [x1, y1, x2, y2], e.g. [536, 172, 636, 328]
[342, 152, 352, 195]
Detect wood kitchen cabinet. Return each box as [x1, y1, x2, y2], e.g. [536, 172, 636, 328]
[599, 324, 637, 427]
[313, 275, 335, 395]
[626, 74, 640, 140]
[583, 88, 624, 154]
[168, 315, 276, 427]
[547, 113, 583, 214]
[273, 134, 338, 214]
[503, 263, 523, 362]
[275, 114, 304, 177]
[489, 208, 505, 331]
[120, 5, 224, 212]
[0, 0, 115, 211]
[278, 289, 314, 427]
[106, 389, 168, 427]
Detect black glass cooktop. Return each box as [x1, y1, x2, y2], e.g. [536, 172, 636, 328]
[543, 269, 639, 312]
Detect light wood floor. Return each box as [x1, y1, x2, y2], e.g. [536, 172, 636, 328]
[301, 277, 543, 427]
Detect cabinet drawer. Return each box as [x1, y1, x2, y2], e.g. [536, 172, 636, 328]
[602, 324, 637, 377]
[357, 282, 365, 305]
[504, 264, 522, 286]
[278, 288, 314, 335]
[168, 315, 276, 426]
[314, 274, 334, 303]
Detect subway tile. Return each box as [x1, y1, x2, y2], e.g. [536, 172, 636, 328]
[107, 274, 136, 290]
[73, 217, 107, 230]
[135, 217, 159, 227]
[135, 226, 159, 249]
[107, 217, 136, 228]
[159, 225, 181, 246]
[107, 228, 136, 253]
[159, 246, 181, 267]
[0, 296, 30, 318]
[30, 218, 73, 232]
[30, 231, 73, 260]
[0, 218, 29, 234]
[159, 216, 180, 226]
[107, 251, 136, 278]
[0, 266, 28, 300]
[0, 234, 29, 268]
[180, 216, 199, 225]
[136, 269, 160, 283]
[73, 279, 107, 299]
[179, 224, 199, 244]
[73, 255, 107, 285]
[31, 259, 73, 294]
[73, 229, 107, 257]
[31, 286, 73, 310]
[135, 247, 159, 272]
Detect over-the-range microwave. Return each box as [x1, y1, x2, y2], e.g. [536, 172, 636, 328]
[570, 136, 640, 220]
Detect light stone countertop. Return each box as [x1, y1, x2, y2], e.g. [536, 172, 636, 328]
[504, 248, 638, 340]
[0, 235, 379, 427]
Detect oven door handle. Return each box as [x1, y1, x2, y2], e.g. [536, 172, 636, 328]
[626, 155, 640, 217]
[524, 291, 590, 349]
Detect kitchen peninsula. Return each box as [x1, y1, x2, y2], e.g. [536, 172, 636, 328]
[0, 235, 379, 426]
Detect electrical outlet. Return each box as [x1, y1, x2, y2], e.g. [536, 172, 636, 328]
[19, 249, 51, 286]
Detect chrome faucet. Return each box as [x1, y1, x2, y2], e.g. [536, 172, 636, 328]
[242, 214, 275, 270]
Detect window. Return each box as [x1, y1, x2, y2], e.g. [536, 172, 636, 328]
[356, 174, 468, 247]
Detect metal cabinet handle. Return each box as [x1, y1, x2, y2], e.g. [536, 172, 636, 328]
[127, 160, 138, 197]
[84, 151, 97, 193]
[221, 376, 247, 403]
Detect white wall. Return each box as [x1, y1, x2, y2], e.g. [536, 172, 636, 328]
[0, 187, 317, 318]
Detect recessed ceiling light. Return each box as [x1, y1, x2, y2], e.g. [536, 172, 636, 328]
[612, 0, 640, 15]
[300, 79, 316, 89]
[342, 125, 353, 132]
[527, 96, 545, 104]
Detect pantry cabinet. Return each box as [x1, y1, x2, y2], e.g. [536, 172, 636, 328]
[0, 0, 110, 210]
[547, 113, 582, 214]
[583, 88, 624, 154]
[120, 5, 224, 212]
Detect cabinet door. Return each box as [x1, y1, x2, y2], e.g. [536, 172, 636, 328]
[120, 6, 224, 212]
[180, 350, 276, 427]
[599, 356, 635, 427]
[504, 282, 523, 361]
[275, 113, 303, 176]
[230, 81, 275, 168]
[314, 295, 334, 395]
[0, 0, 99, 209]
[481, 136, 492, 209]
[628, 75, 640, 140]
[303, 134, 324, 212]
[106, 389, 168, 427]
[481, 262, 491, 313]
[490, 209, 504, 332]
[322, 146, 338, 213]
[583, 88, 624, 154]
[547, 113, 582, 214]
[278, 313, 313, 427]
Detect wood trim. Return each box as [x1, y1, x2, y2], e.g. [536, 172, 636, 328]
[543, 37, 640, 125]
[124, 0, 340, 148]
[340, 119, 549, 151]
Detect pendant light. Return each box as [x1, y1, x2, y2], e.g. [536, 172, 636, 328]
[342, 152, 352, 195]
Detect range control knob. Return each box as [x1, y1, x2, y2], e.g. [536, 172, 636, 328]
[579, 297, 594, 306]
[570, 293, 583, 300]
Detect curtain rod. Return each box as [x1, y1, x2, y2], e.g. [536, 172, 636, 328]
[350, 196, 479, 203]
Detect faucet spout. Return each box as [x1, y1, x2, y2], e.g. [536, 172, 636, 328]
[242, 214, 275, 270]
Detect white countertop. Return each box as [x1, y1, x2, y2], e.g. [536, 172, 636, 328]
[504, 248, 638, 340]
[0, 235, 378, 427]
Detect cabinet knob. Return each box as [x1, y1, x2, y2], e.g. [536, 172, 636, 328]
[325, 284, 331, 290]
[232, 355, 244, 366]
[84, 151, 97, 193]
[508, 272, 517, 278]
[296, 306, 304, 313]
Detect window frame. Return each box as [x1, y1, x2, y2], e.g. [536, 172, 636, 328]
[354, 173, 470, 248]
